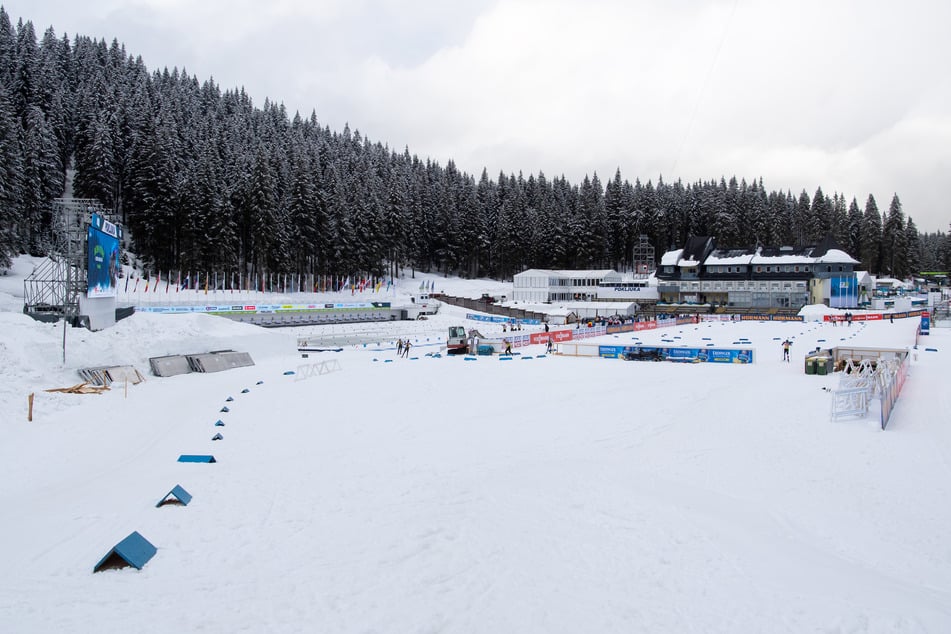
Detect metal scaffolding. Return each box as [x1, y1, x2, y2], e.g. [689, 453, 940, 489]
[23, 198, 111, 325]
[632, 235, 655, 278]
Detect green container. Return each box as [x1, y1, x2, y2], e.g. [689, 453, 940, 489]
[816, 356, 829, 376]
[804, 356, 816, 375]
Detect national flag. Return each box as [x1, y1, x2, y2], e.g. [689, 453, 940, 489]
[165, 271, 170, 293]
[152, 270, 158, 292]
[133, 276, 139, 292]
[144, 277, 150, 293]
[195, 272, 200, 292]
[124, 272, 130, 293]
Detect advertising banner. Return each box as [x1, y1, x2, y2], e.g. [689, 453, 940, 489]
[87, 226, 120, 298]
[610, 345, 754, 363]
[530, 330, 574, 345]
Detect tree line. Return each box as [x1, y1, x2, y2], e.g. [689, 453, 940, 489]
[0, 8, 948, 281]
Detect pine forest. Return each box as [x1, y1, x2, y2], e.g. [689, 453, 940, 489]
[0, 9, 948, 282]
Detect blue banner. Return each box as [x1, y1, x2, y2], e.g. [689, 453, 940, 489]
[610, 345, 754, 364]
[87, 226, 120, 298]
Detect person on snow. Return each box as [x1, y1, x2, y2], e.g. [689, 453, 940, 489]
[503, 339, 512, 355]
[782, 339, 792, 362]
[396, 338, 403, 355]
[546, 337, 554, 354]
[402, 340, 411, 358]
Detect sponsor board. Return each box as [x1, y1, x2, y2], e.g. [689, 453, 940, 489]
[138, 301, 393, 314]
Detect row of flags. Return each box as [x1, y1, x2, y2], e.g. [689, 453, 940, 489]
[121, 271, 411, 295]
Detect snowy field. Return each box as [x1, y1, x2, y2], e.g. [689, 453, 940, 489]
[1, 257, 950, 633]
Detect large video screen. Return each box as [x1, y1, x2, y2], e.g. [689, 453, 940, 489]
[829, 275, 856, 308]
[87, 222, 120, 298]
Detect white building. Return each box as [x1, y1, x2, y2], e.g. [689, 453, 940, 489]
[513, 269, 615, 303]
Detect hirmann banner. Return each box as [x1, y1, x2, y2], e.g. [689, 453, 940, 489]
[87, 225, 120, 298]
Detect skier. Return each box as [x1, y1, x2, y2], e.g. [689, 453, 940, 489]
[782, 339, 792, 362]
[396, 338, 403, 355]
[546, 337, 554, 354]
[503, 339, 512, 355]
[402, 340, 411, 358]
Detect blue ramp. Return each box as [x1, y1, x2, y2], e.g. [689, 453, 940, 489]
[211, 433, 223, 441]
[93, 531, 156, 572]
[178, 454, 216, 463]
[156, 484, 192, 507]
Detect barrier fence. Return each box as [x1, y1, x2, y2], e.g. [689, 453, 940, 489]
[879, 354, 910, 431]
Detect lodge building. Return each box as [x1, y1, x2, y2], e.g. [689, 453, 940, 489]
[656, 236, 861, 309]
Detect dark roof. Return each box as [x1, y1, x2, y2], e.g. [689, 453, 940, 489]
[682, 236, 714, 262]
[810, 235, 844, 258]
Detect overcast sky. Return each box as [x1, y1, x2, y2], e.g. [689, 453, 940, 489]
[5, 0, 950, 232]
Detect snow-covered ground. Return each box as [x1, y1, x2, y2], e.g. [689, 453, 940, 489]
[1, 256, 950, 633]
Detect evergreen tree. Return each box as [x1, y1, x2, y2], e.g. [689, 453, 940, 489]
[830, 192, 849, 247]
[793, 190, 811, 245]
[0, 83, 22, 264]
[808, 187, 831, 243]
[19, 104, 61, 251]
[943, 225, 951, 272]
[882, 194, 907, 277]
[846, 197, 862, 260]
[904, 217, 921, 277]
[861, 195, 882, 273]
